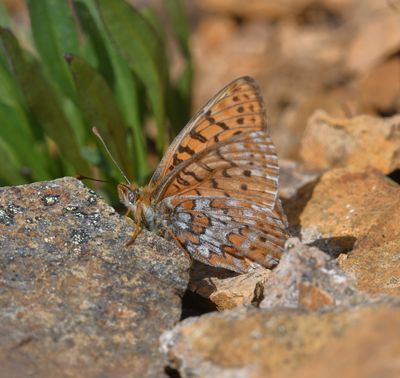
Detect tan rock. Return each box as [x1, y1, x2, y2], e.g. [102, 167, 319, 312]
[192, 0, 400, 162]
[195, 0, 312, 20]
[339, 200, 400, 297]
[273, 302, 400, 378]
[188, 237, 357, 312]
[279, 159, 321, 200]
[189, 262, 271, 311]
[295, 168, 399, 248]
[300, 110, 400, 173]
[285, 168, 400, 297]
[161, 300, 400, 378]
[359, 57, 400, 115]
[261, 238, 358, 311]
[346, 9, 400, 74]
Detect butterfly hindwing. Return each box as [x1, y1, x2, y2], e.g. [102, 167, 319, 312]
[159, 196, 288, 273]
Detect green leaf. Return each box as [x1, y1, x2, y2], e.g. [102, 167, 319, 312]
[73, 0, 115, 86]
[0, 27, 91, 176]
[0, 102, 50, 181]
[68, 54, 135, 180]
[97, 0, 168, 153]
[0, 2, 11, 28]
[165, 0, 190, 58]
[0, 137, 27, 185]
[165, 0, 192, 133]
[75, 0, 150, 183]
[27, 0, 79, 100]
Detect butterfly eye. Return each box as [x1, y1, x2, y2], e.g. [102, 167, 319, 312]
[127, 190, 137, 205]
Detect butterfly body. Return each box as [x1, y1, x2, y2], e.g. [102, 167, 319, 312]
[118, 184, 162, 234]
[119, 77, 289, 273]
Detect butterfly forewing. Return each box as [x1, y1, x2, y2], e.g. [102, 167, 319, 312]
[150, 76, 266, 187]
[154, 130, 280, 210]
[138, 76, 287, 273]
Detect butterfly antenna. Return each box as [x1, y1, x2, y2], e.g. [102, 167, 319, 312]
[76, 175, 109, 183]
[92, 127, 131, 185]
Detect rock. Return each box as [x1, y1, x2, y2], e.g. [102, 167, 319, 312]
[0, 178, 190, 378]
[300, 110, 400, 173]
[339, 199, 400, 297]
[291, 168, 399, 252]
[279, 159, 321, 200]
[196, 0, 349, 21]
[188, 261, 271, 311]
[161, 299, 400, 378]
[192, 0, 400, 162]
[261, 238, 358, 310]
[346, 9, 400, 74]
[358, 56, 400, 115]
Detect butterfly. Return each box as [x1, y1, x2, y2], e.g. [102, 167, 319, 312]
[118, 76, 289, 273]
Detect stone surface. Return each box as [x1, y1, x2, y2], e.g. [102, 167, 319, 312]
[346, 9, 400, 74]
[300, 110, 400, 173]
[0, 177, 190, 378]
[289, 168, 400, 253]
[196, 0, 315, 20]
[261, 238, 358, 310]
[192, 0, 400, 161]
[189, 262, 271, 311]
[339, 200, 400, 297]
[358, 56, 400, 115]
[279, 159, 321, 200]
[161, 300, 400, 378]
[283, 168, 400, 297]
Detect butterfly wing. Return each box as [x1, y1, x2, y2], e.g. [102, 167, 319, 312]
[149, 76, 266, 187]
[159, 196, 288, 273]
[153, 130, 279, 210]
[147, 76, 288, 272]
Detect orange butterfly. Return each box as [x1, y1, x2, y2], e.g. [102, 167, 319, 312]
[118, 77, 288, 273]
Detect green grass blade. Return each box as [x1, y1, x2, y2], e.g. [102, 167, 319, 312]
[73, 0, 115, 86]
[96, 0, 168, 153]
[68, 54, 135, 180]
[165, 0, 192, 133]
[0, 102, 50, 181]
[27, 0, 79, 100]
[0, 27, 91, 176]
[165, 0, 190, 59]
[0, 137, 27, 185]
[74, 0, 149, 183]
[0, 2, 11, 28]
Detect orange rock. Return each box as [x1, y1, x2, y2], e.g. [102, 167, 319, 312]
[189, 263, 271, 311]
[161, 301, 400, 378]
[346, 9, 400, 74]
[300, 111, 400, 173]
[298, 282, 335, 310]
[288, 168, 400, 296]
[297, 168, 399, 244]
[359, 57, 400, 115]
[195, 0, 311, 20]
[340, 200, 400, 297]
[261, 238, 357, 311]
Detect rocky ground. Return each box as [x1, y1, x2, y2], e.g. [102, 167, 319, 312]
[1, 0, 400, 377]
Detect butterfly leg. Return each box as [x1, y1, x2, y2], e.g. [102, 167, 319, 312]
[125, 205, 143, 246]
[164, 226, 192, 261]
[126, 224, 142, 246]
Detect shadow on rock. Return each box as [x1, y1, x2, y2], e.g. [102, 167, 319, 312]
[308, 235, 357, 257]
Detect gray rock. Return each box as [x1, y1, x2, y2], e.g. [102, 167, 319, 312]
[0, 177, 190, 378]
[261, 238, 359, 310]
